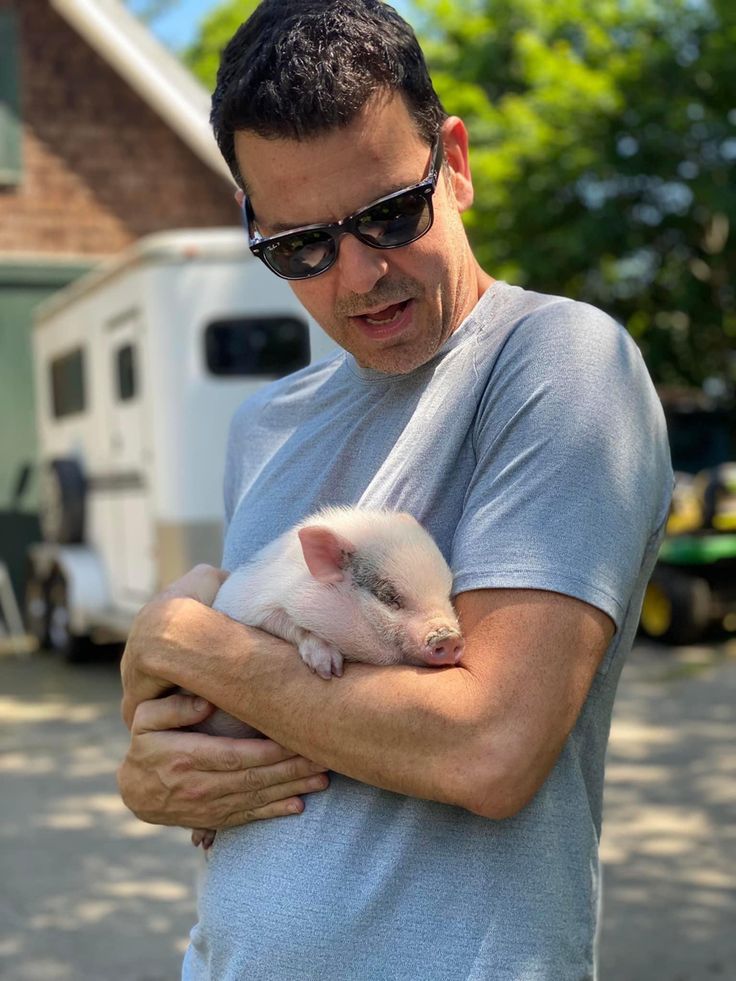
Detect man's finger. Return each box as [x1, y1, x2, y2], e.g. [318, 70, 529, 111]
[132, 693, 214, 735]
[129, 697, 324, 770]
[244, 754, 329, 787]
[214, 780, 330, 828]
[182, 770, 330, 808]
[214, 795, 307, 828]
[185, 735, 324, 773]
[160, 564, 229, 606]
[237, 772, 330, 810]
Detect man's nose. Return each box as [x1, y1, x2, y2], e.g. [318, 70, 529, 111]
[334, 233, 389, 294]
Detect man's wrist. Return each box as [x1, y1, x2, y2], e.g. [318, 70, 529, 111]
[160, 598, 257, 699]
[122, 597, 216, 720]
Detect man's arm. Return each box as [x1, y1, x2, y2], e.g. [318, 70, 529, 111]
[117, 693, 330, 829]
[121, 571, 613, 820]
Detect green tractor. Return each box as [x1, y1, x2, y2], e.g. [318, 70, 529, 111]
[640, 389, 736, 646]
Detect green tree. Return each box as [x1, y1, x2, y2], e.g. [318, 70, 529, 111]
[184, 1, 260, 90]
[414, 0, 736, 388]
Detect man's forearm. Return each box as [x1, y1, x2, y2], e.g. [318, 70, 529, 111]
[143, 599, 496, 812]
[123, 580, 612, 822]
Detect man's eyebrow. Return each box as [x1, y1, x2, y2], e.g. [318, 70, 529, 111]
[254, 177, 415, 235]
[266, 216, 317, 235]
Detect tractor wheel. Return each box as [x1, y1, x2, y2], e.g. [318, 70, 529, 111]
[640, 568, 712, 646]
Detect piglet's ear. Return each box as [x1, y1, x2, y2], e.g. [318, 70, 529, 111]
[298, 526, 355, 584]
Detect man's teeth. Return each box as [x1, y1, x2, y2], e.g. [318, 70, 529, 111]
[365, 304, 406, 326]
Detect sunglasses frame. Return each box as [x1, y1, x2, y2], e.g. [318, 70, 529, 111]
[243, 135, 444, 280]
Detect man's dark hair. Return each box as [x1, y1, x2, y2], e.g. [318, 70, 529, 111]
[210, 0, 447, 188]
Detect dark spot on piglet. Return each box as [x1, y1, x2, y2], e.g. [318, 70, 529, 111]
[351, 554, 403, 609]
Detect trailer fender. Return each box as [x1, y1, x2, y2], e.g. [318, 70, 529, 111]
[27, 543, 110, 635]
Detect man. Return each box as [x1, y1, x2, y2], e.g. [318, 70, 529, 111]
[117, 1, 673, 978]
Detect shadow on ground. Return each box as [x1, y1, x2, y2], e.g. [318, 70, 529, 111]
[599, 639, 736, 980]
[0, 652, 198, 981]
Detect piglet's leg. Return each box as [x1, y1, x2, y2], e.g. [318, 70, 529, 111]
[192, 828, 216, 850]
[296, 633, 344, 679]
[261, 610, 344, 680]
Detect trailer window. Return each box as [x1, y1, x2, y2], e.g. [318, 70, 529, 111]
[204, 317, 310, 377]
[50, 348, 86, 418]
[116, 344, 137, 401]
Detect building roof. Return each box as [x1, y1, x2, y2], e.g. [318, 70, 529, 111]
[49, 0, 232, 184]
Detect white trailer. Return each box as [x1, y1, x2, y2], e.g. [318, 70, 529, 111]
[23, 228, 337, 660]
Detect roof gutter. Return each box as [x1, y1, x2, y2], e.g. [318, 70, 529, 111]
[49, 0, 234, 185]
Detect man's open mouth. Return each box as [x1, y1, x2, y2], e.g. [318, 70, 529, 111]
[361, 300, 410, 325]
[350, 298, 415, 332]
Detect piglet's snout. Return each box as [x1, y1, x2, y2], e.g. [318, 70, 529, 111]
[421, 627, 464, 666]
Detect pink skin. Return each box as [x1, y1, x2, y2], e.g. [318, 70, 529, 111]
[190, 513, 462, 849]
[297, 526, 351, 584]
[298, 526, 463, 669]
[413, 622, 464, 666]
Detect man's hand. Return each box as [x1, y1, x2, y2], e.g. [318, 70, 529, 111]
[116, 694, 330, 829]
[120, 564, 229, 728]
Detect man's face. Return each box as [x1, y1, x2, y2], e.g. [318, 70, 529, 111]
[235, 93, 482, 374]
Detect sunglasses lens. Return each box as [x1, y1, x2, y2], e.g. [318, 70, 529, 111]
[264, 229, 336, 279]
[250, 179, 435, 280]
[356, 191, 432, 248]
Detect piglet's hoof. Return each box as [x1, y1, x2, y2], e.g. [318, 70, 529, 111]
[298, 637, 344, 679]
[191, 828, 217, 849]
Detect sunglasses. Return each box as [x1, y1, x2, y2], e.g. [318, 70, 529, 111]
[243, 135, 444, 281]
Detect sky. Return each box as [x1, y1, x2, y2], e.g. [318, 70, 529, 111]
[128, 0, 414, 52]
[127, 0, 219, 50]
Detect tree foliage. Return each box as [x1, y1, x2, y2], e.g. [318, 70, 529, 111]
[183, 1, 260, 89]
[181, 0, 735, 387]
[414, 0, 736, 388]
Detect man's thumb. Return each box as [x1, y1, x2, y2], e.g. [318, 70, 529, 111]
[130, 692, 213, 734]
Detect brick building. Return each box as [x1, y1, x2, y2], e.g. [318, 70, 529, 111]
[0, 0, 239, 598]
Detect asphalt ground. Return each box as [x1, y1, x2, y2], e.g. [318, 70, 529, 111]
[0, 638, 734, 981]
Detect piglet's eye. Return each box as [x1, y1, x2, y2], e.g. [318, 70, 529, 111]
[370, 581, 403, 610]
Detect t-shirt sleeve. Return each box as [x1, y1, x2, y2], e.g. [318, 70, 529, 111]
[450, 300, 673, 631]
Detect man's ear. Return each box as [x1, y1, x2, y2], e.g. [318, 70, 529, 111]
[234, 188, 245, 207]
[441, 116, 474, 213]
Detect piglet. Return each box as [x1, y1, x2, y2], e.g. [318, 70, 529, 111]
[189, 506, 463, 847]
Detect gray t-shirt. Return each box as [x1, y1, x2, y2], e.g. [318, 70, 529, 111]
[183, 282, 672, 981]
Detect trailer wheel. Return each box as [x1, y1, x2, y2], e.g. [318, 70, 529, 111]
[46, 566, 91, 663]
[23, 561, 51, 651]
[39, 459, 86, 545]
[640, 568, 712, 646]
